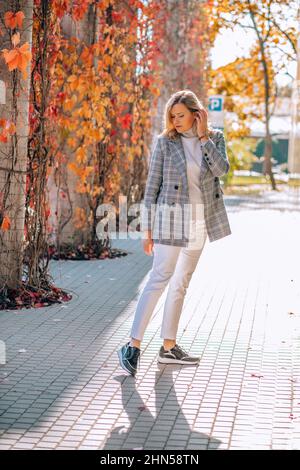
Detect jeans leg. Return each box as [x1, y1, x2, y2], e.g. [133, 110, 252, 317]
[160, 243, 206, 340]
[130, 243, 181, 341]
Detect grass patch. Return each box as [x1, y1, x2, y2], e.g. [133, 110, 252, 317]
[228, 175, 300, 187]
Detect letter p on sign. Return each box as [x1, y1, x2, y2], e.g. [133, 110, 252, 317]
[208, 95, 224, 129]
[209, 96, 223, 112]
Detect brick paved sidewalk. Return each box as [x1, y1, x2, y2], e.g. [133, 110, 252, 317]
[0, 187, 300, 450]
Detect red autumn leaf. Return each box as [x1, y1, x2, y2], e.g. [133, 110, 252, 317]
[48, 105, 58, 117]
[72, 1, 91, 21]
[2, 42, 32, 78]
[12, 32, 20, 47]
[6, 121, 16, 135]
[61, 294, 71, 301]
[140, 76, 151, 88]
[107, 144, 115, 154]
[120, 113, 132, 130]
[4, 11, 25, 29]
[289, 413, 298, 421]
[0, 120, 15, 142]
[56, 92, 66, 101]
[138, 406, 149, 411]
[1, 215, 11, 230]
[28, 291, 38, 298]
[112, 11, 123, 22]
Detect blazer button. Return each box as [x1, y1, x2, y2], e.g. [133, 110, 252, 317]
[216, 193, 220, 198]
[204, 153, 208, 156]
[208, 162, 212, 165]
[174, 185, 179, 190]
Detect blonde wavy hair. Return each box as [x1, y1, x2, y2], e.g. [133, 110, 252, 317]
[160, 89, 215, 140]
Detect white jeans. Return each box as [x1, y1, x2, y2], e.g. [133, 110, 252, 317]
[130, 233, 207, 341]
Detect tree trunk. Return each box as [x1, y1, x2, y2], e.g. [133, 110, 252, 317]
[0, 0, 33, 288]
[263, 126, 276, 189]
[247, 1, 276, 190]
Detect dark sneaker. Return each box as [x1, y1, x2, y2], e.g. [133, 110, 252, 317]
[158, 344, 200, 365]
[118, 342, 140, 376]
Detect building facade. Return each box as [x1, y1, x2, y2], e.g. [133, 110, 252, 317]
[288, 8, 300, 174]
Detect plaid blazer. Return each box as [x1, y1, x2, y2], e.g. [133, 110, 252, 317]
[140, 129, 232, 246]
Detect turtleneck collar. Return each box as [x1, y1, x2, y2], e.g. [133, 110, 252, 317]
[180, 125, 198, 138]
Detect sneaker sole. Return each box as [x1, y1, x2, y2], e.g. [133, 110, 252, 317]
[157, 357, 199, 365]
[117, 349, 136, 376]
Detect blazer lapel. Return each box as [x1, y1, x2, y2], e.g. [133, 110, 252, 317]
[168, 137, 186, 176]
[168, 134, 210, 183]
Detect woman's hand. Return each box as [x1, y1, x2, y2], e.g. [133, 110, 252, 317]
[194, 109, 208, 138]
[142, 231, 154, 256]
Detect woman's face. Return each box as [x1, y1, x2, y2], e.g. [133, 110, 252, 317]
[170, 103, 195, 132]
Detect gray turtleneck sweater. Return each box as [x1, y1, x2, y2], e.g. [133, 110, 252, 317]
[180, 125, 207, 248]
[180, 125, 204, 208]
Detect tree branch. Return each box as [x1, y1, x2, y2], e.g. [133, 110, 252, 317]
[255, 11, 297, 56]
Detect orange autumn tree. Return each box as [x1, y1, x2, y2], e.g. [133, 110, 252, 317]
[50, 0, 164, 250]
[0, 1, 75, 306]
[0, 1, 33, 289]
[209, 53, 276, 184]
[23, 0, 70, 286]
[208, 0, 298, 189]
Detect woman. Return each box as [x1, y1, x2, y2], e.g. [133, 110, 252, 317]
[118, 89, 232, 377]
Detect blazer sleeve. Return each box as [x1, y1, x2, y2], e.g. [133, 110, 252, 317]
[200, 130, 230, 177]
[140, 136, 163, 233]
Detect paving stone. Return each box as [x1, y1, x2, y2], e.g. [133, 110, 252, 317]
[0, 189, 299, 450]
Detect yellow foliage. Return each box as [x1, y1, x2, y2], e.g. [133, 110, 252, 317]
[75, 147, 87, 164]
[103, 55, 112, 67]
[76, 182, 87, 194]
[92, 187, 101, 197]
[67, 137, 77, 148]
[63, 95, 77, 112]
[50, 0, 164, 232]
[73, 207, 87, 229]
[135, 146, 142, 157]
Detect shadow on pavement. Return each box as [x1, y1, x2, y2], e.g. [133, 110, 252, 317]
[103, 367, 221, 450]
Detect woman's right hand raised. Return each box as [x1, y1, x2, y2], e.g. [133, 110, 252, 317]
[142, 231, 154, 256]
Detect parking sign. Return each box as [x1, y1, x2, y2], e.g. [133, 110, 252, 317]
[208, 95, 224, 129]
